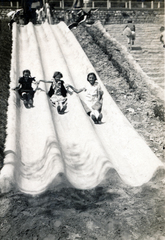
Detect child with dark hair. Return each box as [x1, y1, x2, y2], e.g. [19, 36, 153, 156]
[84, 72, 103, 124]
[69, 72, 104, 124]
[47, 72, 68, 114]
[40, 71, 82, 114]
[13, 69, 37, 108]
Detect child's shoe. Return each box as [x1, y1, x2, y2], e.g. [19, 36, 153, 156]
[23, 99, 28, 108]
[97, 113, 103, 124]
[91, 114, 98, 124]
[57, 105, 62, 114]
[28, 99, 33, 107]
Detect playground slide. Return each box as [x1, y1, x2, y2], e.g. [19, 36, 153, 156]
[0, 22, 163, 194]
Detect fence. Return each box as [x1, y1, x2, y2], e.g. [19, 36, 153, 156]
[0, 0, 164, 9]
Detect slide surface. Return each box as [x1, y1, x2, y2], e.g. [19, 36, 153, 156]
[0, 22, 163, 194]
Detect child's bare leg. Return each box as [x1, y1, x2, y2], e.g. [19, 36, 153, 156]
[27, 92, 34, 107]
[127, 37, 131, 50]
[57, 105, 61, 113]
[91, 114, 98, 124]
[98, 113, 103, 123]
[21, 93, 29, 107]
[62, 103, 67, 112]
[90, 110, 100, 124]
[57, 101, 67, 114]
[22, 93, 27, 101]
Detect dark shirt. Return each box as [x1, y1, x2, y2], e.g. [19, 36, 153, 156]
[48, 80, 67, 98]
[19, 77, 35, 90]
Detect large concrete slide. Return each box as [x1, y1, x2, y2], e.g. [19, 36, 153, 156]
[0, 22, 163, 194]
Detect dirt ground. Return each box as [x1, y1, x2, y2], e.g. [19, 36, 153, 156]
[0, 21, 165, 240]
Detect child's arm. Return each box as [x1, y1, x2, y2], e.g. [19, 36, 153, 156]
[122, 25, 128, 32]
[12, 84, 21, 90]
[97, 85, 104, 101]
[34, 80, 53, 87]
[38, 80, 53, 84]
[98, 90, 104, 101]
[33, 80, 53, 92]
[66, 84, 85, 93]
[32, 77, 36, 82]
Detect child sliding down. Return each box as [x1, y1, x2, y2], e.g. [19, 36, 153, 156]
[40, 71, 69, 114]
[13, 69, 37, 108]
[69, 72, 104, 124]
[48, 72, 68, 114]
[40, 71, 83, 114]
[39, 71, 103, 123]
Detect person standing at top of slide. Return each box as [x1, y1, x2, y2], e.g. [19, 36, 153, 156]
[160, 26, 165, 48]
[44, 0, 52, 24]
[123, 20, 136, 50]
[36, 6, 45, 24]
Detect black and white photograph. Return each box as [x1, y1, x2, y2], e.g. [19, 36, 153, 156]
[0, 0, 164, 239]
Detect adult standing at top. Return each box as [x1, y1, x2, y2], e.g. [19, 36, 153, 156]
[21, 0, 42, 24]
[160, 26, 165, 48]
[123, 20, 136, 50]
[44, 1, 52, 24]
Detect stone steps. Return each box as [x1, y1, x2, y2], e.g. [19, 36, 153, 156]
[105, 23, 164, 90]
[133, 50, 163, 54]
[135, 58, 164, 62]
[138, 62, 164, 65]
[149, 77, 165, 82]
[147, 73, 164, 78]
[142, 67, 164, 71]
[109, 35, 161, 42]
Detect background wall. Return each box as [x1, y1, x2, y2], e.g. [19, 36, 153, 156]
[0, 7, 164, 25]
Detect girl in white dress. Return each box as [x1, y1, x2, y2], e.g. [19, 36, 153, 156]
[69, 73, 104, 124]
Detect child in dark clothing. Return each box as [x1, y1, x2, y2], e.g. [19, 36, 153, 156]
[68, 9, 90, 29]
[13, 69, 37, 108]
[68, 8, 97, 29]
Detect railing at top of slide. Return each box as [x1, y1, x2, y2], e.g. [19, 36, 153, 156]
[0, 1, 164, 9]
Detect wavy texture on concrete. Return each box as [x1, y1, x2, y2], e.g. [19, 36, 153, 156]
[0, 22, 163, 194]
